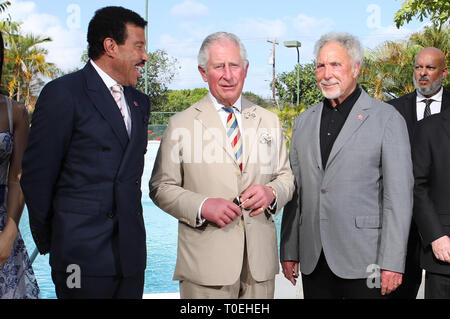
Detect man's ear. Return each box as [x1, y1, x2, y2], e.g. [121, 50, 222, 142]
[243, 60, 249, 78]
[353, 61, 361, 78]
[198, 66, 208, 82]
[103, 37, 118, 58]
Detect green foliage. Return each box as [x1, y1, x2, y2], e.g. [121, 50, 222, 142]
[153, 88, 208, 112]
[361, 25, 450, 101]
[136, 49, 179, 105]
[274, 62, 323, 108]
[1, 20, 59, 110]
[0, 1, 10, 12]
[394, 0, 450, 29]
[150, 88, 208, 125]
[242, 91, 271, 107]
[267, 103, 307, 149]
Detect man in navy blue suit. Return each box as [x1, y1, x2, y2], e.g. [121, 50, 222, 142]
[20, 6, 150, 299]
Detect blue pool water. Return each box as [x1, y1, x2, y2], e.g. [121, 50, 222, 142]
[18, 142, 283, 299]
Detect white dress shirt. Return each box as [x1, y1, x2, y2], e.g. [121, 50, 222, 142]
[90, 60, 132, 136]
[416, 87, 443, 121]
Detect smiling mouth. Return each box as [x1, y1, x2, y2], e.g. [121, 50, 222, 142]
[321, 82, 339, 89]
[221, 84, 236, 90]
[134, 63, 145, 77]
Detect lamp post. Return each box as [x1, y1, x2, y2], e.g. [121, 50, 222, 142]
[145, 0, 149, 95]
[283, 41, 301, 106]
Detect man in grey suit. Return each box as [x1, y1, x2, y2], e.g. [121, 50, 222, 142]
[280, 32, 414, 298]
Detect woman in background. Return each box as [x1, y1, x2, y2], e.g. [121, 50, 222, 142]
[0, 31, 40, 298]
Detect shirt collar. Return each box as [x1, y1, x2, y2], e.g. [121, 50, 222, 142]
[416, 86, 443, 102]
[90, 60, 120, 90]
[323, 85, 361, 115]
[209, 93, 242, 113]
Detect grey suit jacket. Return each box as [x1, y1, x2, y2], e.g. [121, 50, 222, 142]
[280, 90, 413, 279]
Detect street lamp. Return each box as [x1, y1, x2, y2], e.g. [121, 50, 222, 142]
[284, 41, 301, 106]
[145, 0, 149, 95]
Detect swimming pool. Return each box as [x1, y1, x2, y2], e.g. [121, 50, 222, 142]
[19, 142, 284, 298]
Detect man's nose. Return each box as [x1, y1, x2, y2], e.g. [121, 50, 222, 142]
[419, 68, 428, 77]
[142, 52, 149, 62]
[323, 65, 332, 79]
[223, 65, 232, 80]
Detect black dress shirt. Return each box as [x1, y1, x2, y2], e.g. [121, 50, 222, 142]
[320, 86, 362, 168]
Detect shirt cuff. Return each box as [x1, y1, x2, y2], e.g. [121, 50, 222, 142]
[268, 188, 277, 213]
[196, 198, 208, 227]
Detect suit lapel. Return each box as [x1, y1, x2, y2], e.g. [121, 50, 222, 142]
[442, 89, 450, 111]
[83, 63, 129, 149]
[117, 87, 144, 172]
[195, 96, 237, 167]
[124, 87, 140, 140]
[241, 98, 261, 171]
[309, 103, 324, 171]
[409, 91, 418, 123]
[325, 91, 371, 170]
[440, 109, 450, 140]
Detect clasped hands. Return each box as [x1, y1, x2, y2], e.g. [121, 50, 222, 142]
[201, 185, 275, 228]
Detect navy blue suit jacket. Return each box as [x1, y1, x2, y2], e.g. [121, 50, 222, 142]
[21, 62, 150, 277]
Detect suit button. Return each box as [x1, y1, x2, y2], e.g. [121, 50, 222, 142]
[136, 180, 139, 185]
[321, 189, 327, 194]
[107, 211, 115, 219]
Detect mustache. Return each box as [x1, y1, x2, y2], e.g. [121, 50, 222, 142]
[320, 80, 340, 86]
[419, 76, 429, 81]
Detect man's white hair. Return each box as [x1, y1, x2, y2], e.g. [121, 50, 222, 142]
[314, 32, 364, 67]
[198, 32, 248, 72]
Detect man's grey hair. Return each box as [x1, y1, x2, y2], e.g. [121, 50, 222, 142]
[198, 32, 249, 72]
[314, 32, 365, 67]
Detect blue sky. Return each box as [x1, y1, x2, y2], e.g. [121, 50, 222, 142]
[4, 0, 429, 98]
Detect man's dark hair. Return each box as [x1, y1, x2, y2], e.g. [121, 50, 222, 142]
[87, 6, 147, 60]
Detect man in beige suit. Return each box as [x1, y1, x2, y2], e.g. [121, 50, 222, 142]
[150, 32, 294, 299]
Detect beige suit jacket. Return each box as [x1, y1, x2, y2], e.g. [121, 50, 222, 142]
[150, 95, 294, 285]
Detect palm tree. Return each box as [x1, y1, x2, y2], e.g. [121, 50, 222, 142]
[360, 25, 450, 101]
[409, 25, 450, 59]
[360, 41, 419, 100]
[4, 32, 57, 106]
[21, 44, 59, 106]
[0, 1, 10, 13]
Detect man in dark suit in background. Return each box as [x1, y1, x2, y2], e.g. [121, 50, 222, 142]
[388, 47, 448, 298]
[20, 6, 150, 299]
[413, 107, 450, 298]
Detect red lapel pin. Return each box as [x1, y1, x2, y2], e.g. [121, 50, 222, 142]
[134, 101, 139, 107]
[358, 114, 363, 120]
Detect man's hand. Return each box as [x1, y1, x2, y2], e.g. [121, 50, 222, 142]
[201, 198, 242, 228]
[431, 235, 450, 263]
[240, 185, 275, 217]
[381, 270, 403, 295]
[282, 261, 299, 286]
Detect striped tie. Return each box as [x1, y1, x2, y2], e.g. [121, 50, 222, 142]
[111, 84, 131, 136]
[422, 99, 434, 119]
[223, 107, 243, 172]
